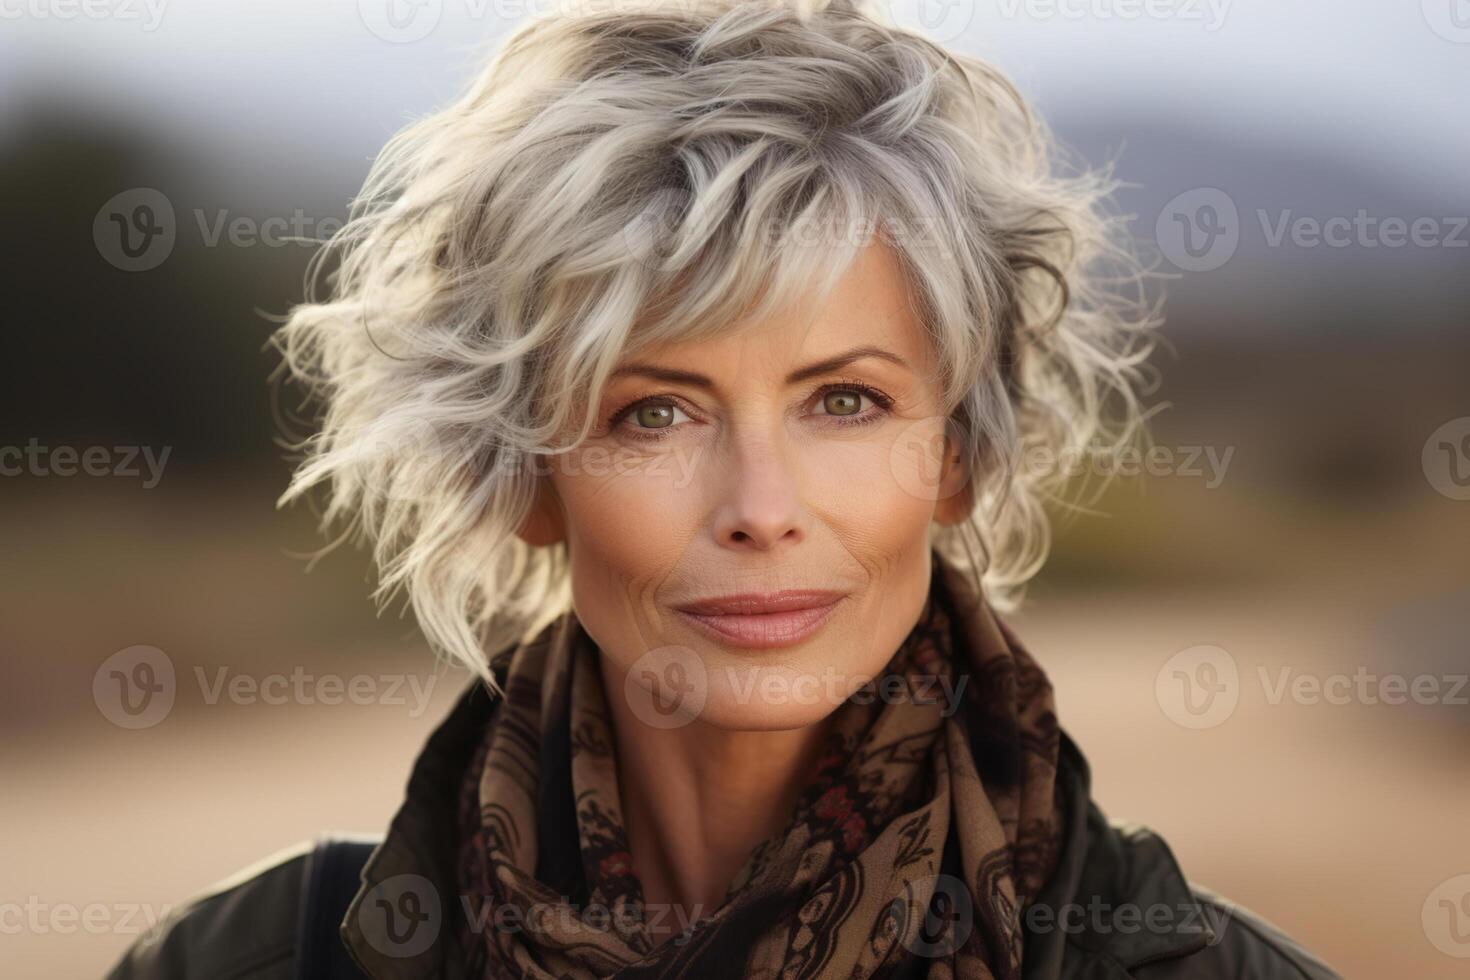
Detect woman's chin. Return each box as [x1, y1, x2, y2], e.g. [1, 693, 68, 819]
[687, 656, 876, 732]
[687, 691, 846, 733]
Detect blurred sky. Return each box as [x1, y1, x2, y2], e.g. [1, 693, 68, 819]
[4, 0, 1469, 207]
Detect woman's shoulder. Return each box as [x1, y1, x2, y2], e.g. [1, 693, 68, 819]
[103, 836, 379, 980]
[1172, 876, 1343, 980]
[105, 839, 312, 979]
[1051, 813, 1343, 979]
[1037, 732, 1344, 979]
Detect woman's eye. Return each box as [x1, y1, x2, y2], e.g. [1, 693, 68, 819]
[627, 401, 690, 430]
[815, 389, 870, 417]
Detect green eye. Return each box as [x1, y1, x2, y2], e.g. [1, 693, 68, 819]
[823, 390, 865, 416]
[634, 403, 676, 428]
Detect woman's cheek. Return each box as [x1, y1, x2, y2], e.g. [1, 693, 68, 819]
[803, 433, 938, 543]
[554, 449, 703, 638]
[561, 452, 696, 559]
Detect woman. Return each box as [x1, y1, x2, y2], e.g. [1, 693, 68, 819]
[108, 1, 1342, 977]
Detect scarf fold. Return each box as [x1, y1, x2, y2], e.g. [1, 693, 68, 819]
[456, 551, 1063, 979]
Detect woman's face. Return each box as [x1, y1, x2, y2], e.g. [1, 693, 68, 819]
[528, 242, 969, 730]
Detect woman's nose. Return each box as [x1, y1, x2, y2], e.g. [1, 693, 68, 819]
[709, 435, 806, 552]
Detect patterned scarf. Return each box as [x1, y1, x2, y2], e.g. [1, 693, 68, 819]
[455, 550, 1063, 979]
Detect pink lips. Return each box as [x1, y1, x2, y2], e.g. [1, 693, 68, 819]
[673, 590, 846, 649]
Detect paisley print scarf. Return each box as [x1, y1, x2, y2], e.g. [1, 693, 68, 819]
[455, 550, 1063, 979]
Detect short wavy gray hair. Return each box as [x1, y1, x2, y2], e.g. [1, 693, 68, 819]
[271, 0, 1159, 684]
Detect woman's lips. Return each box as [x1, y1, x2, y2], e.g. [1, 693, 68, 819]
[673, 591, 845, 649]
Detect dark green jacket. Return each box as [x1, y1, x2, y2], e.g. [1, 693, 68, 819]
[106, 676, 1344, 980]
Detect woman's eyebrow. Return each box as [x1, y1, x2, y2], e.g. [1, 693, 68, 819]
[608, 345, 910, 388]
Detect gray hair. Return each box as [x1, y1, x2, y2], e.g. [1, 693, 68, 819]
[270, 0, 1160, 685]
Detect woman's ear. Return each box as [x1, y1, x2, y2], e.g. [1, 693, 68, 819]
[515, 476, 567, 546]
[931, 431, 974, 527]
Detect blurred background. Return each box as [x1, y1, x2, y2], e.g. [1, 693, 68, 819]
[2, 0, 1467, 976]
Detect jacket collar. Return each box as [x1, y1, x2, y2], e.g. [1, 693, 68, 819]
[341, 675, 1216, 978]
[1023, 730, 1219, 977]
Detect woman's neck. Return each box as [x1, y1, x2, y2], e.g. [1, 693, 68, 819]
[598, 656, 834, 945]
